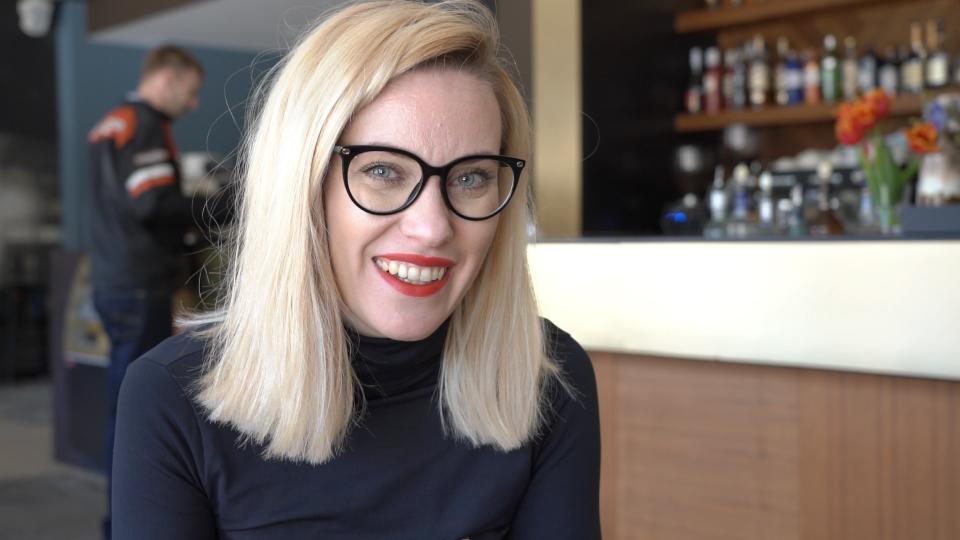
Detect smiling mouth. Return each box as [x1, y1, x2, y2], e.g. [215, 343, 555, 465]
[374, 257, 447, 285]
[372, 255, 453, 297]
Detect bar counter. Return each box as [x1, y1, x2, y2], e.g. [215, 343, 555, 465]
[530, 238, 960, 380]
[530, 239, 960, 540]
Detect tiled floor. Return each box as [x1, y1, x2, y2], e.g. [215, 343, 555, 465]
[0, 378, 104, 540]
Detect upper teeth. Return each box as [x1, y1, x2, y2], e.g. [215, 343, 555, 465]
[375, 258, 447, 284]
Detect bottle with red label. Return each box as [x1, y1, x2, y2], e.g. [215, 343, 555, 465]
[703, 47, 724, 114]
[803, 49, 821, 105]
[685, 47, 704, 114]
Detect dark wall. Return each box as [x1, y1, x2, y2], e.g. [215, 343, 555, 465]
[1, 3, 57, 141]
[581, 0, 716, 236]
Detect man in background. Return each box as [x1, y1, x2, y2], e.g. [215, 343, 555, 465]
[87, 44, 203, 538]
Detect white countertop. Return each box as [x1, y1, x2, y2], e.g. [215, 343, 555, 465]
[529, 240, 960, 380]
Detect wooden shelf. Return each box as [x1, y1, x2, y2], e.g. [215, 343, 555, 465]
[672, 90, 951, 132]
[675, 0, 879, 33]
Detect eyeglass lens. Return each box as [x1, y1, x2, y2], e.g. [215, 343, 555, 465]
[345, 149, 515, 219]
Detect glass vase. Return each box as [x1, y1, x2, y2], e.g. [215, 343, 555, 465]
[860, 134, 911, 236]
[873, 181, 900, 235]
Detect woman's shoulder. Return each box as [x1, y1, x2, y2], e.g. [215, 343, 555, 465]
[533, 318, 600, 462]
[540, 318, 598, 435]
[113, 332, 211, 522]
[119, 330, 209, 410]
[142, 329, 208, 373]
[541, 318, 595, 392]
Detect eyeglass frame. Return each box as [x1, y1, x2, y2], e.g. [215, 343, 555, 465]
[332, 144, 525, 221]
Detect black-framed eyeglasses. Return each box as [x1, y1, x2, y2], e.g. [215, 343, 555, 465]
[332, 144, 525, 221]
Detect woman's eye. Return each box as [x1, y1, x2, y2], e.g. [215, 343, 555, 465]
[362, 164, 398, 180]
[452, 172, 489, 190]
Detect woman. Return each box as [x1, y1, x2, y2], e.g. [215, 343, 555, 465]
[111, 1, 600, 538]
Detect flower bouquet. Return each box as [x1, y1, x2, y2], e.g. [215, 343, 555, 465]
[835, 89, 939, 233]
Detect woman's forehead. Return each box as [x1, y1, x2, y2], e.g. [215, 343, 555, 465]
[342, 69, 502, 160]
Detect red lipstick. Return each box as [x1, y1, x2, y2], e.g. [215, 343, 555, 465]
[374, 254, 454, 298]
[378, 253, 454, 267]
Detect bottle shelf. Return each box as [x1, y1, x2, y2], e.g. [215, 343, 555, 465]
[675, 0, 880, 33]
[673, 88, 959, 132]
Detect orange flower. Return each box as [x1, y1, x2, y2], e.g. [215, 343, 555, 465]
[834, 102, 854, 121]
[835, 97, 879, 146]
[864, 89, 891, 120]
[849, 100, 877, 132]
[905, 122, 940, 154]
[836, 115, 865, 145]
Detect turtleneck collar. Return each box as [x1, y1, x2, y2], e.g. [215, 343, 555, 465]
[347, 319, 450, 400]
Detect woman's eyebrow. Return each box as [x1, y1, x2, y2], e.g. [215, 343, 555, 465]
[349, 143, 503, 158]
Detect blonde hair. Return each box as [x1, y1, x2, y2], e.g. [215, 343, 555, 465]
[188, 0, 560, 464]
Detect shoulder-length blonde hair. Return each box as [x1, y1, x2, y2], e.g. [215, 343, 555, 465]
[189, 0, 560, 464]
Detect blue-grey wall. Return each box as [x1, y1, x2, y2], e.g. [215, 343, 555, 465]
[56, 0, 274, 248]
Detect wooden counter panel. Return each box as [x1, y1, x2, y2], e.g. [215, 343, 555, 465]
[591, 352, 960, 540]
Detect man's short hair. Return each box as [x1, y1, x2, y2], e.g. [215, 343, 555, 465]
[141, 45, 204, 79]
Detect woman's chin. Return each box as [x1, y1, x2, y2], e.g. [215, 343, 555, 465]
[376, 320, 445, 342]
[347, 310, 449, 341]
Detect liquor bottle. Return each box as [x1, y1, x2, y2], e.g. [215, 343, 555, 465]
[787, 184, 808, 237]
[732, 47, 749, 109]
[703, 47, 724, 113]
[726, 163, 758, 239]
[757, 171, 776, 235]
[955, 53, 960, 84]
[953, 54, 960, 85]
[925, 19, 950, 89]
[897, 45, 913, 94]
[776, 198, 792, 235]
[857, 184, 877, 234]
[704, 165, 727, 239]
[902, 22, 926, 93]
[685, 47, 703, 114]
[858, 47, 878, 94]
[723, 49, 735, 110]
[803, 49, 821, 105]
[748, 35, 770, 107]
[842, 36, 859, 100]
[808, 162, 845, 236]
[774, 37, 790, 106]
[821, 34, 842, 103]
[785, 44, 804, 105]
[878, 46, 900, 96]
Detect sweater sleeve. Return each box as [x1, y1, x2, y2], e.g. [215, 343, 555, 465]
[508, 323, 602, 539]
[112, 356, 217, 540]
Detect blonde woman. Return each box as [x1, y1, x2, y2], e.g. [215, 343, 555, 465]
[111, 1, 600, 538]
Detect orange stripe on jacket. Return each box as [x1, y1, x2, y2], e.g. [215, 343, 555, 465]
[88, 106, 137, 148]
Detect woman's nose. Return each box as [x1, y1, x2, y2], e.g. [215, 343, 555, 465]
[397, 176, 454, 247]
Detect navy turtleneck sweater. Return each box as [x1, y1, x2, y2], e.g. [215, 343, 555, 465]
[111, 319, 600, 539]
